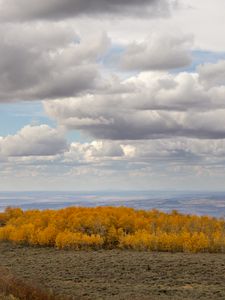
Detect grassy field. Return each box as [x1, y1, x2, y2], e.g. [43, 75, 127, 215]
[0, 262, 71, 300]
[0, 243, 225, 299]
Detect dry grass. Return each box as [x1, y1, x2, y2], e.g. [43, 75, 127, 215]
[0, 267, 73, 300]
[0, 294, 18, 300]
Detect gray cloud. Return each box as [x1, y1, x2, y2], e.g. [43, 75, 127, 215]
[0, 125, 68, 156]
[45, 100, 225, 140]
[44, 67, 225, 140]
[0, 0, 172, 21]
[120, 34, 192, 71]
[198, 60, 225, 87]
[0, 25, 109, 102]
[2, 134, 225, 192]
[6, 137, 225, 174]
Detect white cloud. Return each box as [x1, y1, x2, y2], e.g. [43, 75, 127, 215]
[120, 33, 192, 71]
[0, 125, 67, 157]
[44, 63, 225, 140]
[65, 141, 125, 164]
[2, 135, 225, 190]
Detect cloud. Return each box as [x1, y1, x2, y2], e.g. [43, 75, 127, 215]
[11, 137, 225, 172]
[2, 134, 225, 191]
[0, 0, 173, 21]
[44, 65, 225, 140]
[126, 138, 225, 163]
[64, 139, 197, 165]
[65, 141, 125, 164]
[120, 34, 192, 71]
[0, 25, 110, 102]
[0, 125, 68, 157]
[198, 60, 225, 87]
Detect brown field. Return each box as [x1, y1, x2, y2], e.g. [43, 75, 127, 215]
[0, 263, 72, 300]
[0, 242, 225, 300]
[0, 295, 18, 300]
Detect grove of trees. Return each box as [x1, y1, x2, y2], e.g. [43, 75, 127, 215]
[0, 206, 225, 253]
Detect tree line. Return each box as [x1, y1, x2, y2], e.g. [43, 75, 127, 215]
[0, 206, 225, 253]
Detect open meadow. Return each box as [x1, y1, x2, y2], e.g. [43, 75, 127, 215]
[1, 242, 225, 300]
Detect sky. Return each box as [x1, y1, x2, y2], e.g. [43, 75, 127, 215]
[1, 0, 225, 191]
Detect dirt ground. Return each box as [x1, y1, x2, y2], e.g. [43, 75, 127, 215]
[0, 242, 225, 300]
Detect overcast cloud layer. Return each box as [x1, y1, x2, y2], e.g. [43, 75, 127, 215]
[0, 0, 173, 21]
[1, 0, 225, 191]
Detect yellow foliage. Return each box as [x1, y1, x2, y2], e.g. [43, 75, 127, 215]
[55, 231, 104, 250]
[37, 226, 59, 246]
[0, 206, 224, 253]
[0, 225, 15, 241]
[119, 230, 156, 251]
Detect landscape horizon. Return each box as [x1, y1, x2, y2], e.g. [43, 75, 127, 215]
[1, 190, 225, 217]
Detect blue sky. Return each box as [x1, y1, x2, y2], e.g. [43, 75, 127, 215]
[0, 101, 85, 143]
[0, 102, 50, 136]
